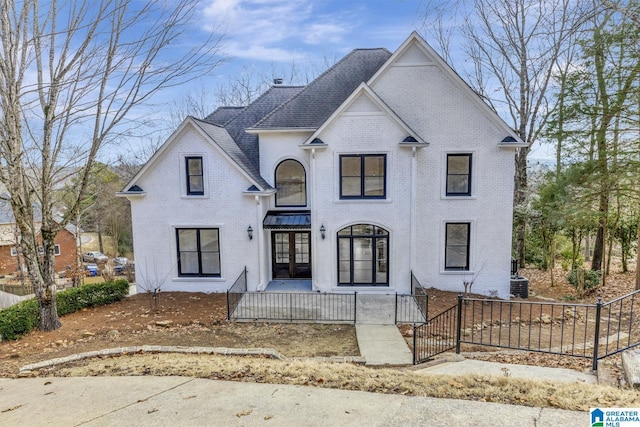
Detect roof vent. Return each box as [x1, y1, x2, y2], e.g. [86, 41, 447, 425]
[273, 78, 284, 85]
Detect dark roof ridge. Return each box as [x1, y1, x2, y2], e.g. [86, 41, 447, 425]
[252, 48, 392, 129]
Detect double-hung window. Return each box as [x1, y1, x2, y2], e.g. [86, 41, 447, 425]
[176, 228, 221, 276]
[446, 154, 472, 196]
[186, 156, 204, 195]
[340, 154, 386, 199]
[445, 222, 470, 270]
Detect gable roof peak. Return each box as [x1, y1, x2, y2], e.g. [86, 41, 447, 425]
[251, 48, 392, 130]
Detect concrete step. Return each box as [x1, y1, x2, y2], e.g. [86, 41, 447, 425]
[621, 348, 640, 389]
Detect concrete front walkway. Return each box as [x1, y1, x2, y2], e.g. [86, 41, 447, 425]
[355, 294, 414, 366]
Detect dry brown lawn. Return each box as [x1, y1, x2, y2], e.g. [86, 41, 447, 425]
[1, 266, 639, 412]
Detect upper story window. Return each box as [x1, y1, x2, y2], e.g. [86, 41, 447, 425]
[340, 154, 386, 199]
[176, 228, 221, 277]
[445, 222, 470, 270]
[275, 160, 306, 207]
[186, 156, 204, 195]
[446, 153, 472, 196]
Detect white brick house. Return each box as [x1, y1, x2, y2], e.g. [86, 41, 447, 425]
[119, 32, 526, 297]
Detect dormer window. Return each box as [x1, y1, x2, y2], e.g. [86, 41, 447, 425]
[186, 156, 204, 195]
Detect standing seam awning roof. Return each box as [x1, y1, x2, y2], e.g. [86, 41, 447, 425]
[263, 211, 311, 229]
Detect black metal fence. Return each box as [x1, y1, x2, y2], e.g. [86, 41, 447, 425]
[226, 267, 247, 321]
[229, 291, 357, 322]
[395, 272, 428, 324]
[413, 300, 459, 364]
[413, 290, 640, 369]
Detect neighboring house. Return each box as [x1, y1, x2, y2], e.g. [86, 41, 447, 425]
[0, 201, 78, 274]
[119, 33, 526, 297]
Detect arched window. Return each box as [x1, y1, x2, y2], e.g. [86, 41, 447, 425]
[337, 224, 388, 286]
[275, 160, 306, 207]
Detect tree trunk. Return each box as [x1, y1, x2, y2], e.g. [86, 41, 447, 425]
[514, 146, 529, 267]
[636, 220, 640, 290]
[36, 284, 61, 331]
[98, 221, 104, 254]
[591, 196, 607, 272]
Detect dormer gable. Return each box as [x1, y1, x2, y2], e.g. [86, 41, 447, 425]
[369, 31, 527, 149]
[300, 83, 427, 149]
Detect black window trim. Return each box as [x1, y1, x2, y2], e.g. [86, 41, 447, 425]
[337, 224, 389, 286]
[446, 153, 472, 197]
[185, 156, 204, 196]
[176, 227, 221, 277]
[274, 159, 307, 207]
[339, 154, 387, 200]
[444, 222, 470, 271]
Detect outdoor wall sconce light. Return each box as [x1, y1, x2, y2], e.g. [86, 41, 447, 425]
[320, 224, 326, 240]
[247, 225, 253, 240]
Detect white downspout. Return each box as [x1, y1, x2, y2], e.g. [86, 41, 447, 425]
[255, 195, 264, 290]
[310, 148, 317, 291]
[410, 147, 417, 280]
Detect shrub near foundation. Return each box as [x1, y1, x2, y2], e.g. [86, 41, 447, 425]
[0, 279, 129, 341]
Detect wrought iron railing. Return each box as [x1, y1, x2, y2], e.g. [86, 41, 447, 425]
[413, 290, 640, 369]
[226, 267, 247, 320]
[596, 290, 640, 363]
[395, 272, 428, 324]
[230, 291, 357, 323]
[413, 297, 460, 364]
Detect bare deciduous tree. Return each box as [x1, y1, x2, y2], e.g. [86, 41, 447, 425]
[0, 0, 225, 331]
[420, 0, 592, 266]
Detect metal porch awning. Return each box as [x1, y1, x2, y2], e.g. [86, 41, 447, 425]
[263, 210, 311, 229]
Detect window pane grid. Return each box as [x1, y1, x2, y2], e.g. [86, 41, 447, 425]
[186, 157, 204, 195]
[337, 224, 388, 286]
[177, 228, 221, 277]
[446, 154, 471, 196]
[275, 160, 307, 207]
[340, 155, 386, 199]
[445, 223, 470, 270]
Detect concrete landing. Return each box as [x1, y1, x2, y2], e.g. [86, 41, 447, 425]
[356, 324, 413, 366]
[355, 294, 396, 325]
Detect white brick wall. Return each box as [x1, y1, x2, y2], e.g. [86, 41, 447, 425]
[129, 125, 262, 293]
[128, 37, 516, 298]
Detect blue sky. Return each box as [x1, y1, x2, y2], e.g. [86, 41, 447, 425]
[200, 0, 423, 72]
[126, 0, 552, 161]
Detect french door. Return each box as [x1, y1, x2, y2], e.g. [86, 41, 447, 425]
[272, 231, 311, 279]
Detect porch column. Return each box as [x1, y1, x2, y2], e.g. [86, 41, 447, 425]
[255, 195, 265, 290]
[410, 147, 417, 274]
[310, 148, 318, 291]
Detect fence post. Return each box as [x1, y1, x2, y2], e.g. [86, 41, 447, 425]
[412, 324, 417, 365]
[226, 290, 231, 321]
[394, 293, 398, 324]
[456, 294, 463, 354]
[592, 298, 602, 371]
[354, 292, 357, 324]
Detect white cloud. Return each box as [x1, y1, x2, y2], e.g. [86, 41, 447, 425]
[200, 0, 353, 61]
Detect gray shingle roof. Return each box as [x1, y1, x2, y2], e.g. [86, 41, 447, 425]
[152, 49, 392, 193]
[203, 107, 244, 126]
[0, 200, 42, 224]
[191, 118, 274, 190]
[253, 48, 392, 129]
[219, 86, 304, 168]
